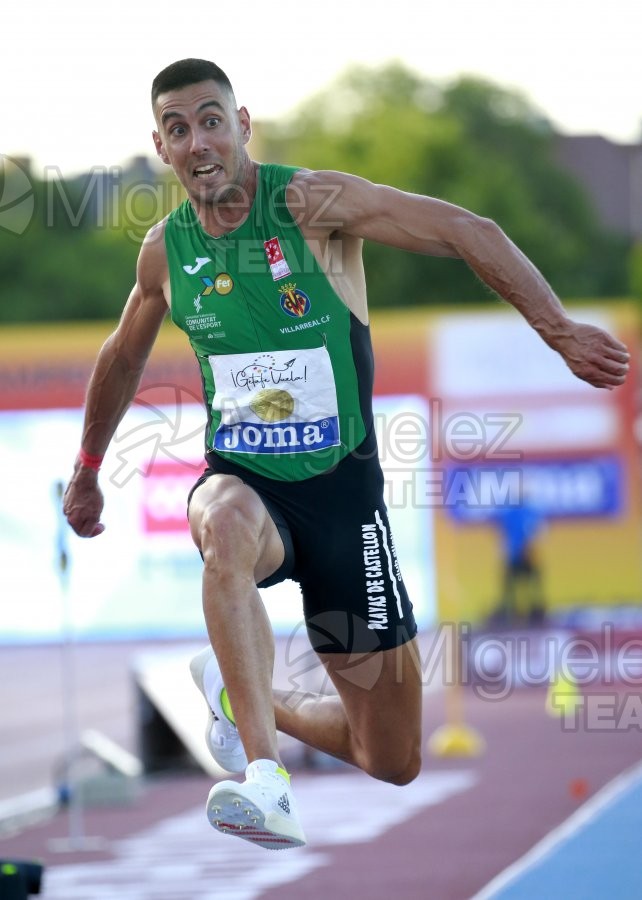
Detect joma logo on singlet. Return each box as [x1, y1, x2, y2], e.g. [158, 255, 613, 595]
[220, 423, 328, 451]
[215, 418, 340, 454]
[183, 257, 211, 275]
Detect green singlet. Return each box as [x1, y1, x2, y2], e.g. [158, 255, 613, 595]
[165, 163, 374, 481]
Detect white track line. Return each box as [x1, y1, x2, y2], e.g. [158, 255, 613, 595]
[471, 758, 642, 899]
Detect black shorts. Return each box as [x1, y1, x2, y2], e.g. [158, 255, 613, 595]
[188, 437, 417, 654]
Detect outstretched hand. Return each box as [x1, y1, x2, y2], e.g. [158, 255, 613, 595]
[63, 466, 105, 538]
[550, 321, 630, 390]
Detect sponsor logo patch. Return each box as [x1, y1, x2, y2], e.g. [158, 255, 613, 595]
[199, 276, 216, 297]
[279, 283, 311, 318]
[182, 256, 211, 275]
[213, 273, 234, 295]
[264, 236, 291, 280]
[210, 347, 340, 455]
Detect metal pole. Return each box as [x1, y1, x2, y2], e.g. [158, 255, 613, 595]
[49, 480, 106, 853]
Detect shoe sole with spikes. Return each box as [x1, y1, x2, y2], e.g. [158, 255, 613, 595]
[206, 780, 306, 850]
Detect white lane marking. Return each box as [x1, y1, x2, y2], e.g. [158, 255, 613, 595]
[43, 770, 476, 899]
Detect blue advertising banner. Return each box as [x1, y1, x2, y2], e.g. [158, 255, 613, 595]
[447, 456, 624, 522]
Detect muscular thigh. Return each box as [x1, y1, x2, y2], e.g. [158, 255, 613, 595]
[188, 446, 418, 653]
[320, 639, 423, 754]
[188, 472, 286, 586]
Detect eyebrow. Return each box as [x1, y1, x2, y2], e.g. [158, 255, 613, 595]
[161, 100, 225, 125]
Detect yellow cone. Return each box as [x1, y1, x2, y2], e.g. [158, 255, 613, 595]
[428, 723, 486, 758]
[546, 668, 582, 717]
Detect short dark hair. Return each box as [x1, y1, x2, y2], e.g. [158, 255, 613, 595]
[151, 58, 235, 106]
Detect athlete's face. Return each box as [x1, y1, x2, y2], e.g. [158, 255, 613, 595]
[152, 81, 252, 207]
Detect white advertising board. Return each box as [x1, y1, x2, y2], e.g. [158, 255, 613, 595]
[0, 395, 435, 642]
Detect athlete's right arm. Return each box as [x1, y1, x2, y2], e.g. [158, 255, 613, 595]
[63, 222, 170, 537]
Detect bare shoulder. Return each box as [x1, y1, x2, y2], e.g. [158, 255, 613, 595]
[289, 166, 488, 256]
[287, 168, 394, 235]
[136, 216, 170, 300]
[289, 168, 369, 193]
[139, 217, 168, 271]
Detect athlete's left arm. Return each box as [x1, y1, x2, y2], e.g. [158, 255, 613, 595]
[296, 169, 630, 390]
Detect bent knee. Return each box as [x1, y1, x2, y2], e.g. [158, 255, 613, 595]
[197, 502, 262, 576]
[190, 481, 283, 585]
[199, 501, 256, 544]
[363, 743, 422, 786]
[190, 477, 263, 548]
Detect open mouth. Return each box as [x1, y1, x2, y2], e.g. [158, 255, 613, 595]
[194, 164, 222, 178]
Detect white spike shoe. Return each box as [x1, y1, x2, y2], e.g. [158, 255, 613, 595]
[189, 646, 248, 774]
[207, 759, 306, 849]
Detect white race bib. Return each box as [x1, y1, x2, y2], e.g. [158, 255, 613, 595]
[210, 347, 340, 454]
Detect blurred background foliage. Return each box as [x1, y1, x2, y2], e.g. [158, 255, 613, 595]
[0, 63, 635, 322]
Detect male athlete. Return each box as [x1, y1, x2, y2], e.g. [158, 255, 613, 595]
[63, 59, 630, 850]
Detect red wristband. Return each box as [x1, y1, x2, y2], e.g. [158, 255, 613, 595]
[77, 448, 104, 471]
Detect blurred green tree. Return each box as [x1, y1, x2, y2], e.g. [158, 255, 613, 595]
[0, 166, 177, 322]
[0, 64, 631, 322]
[263, 64, 629, 307]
